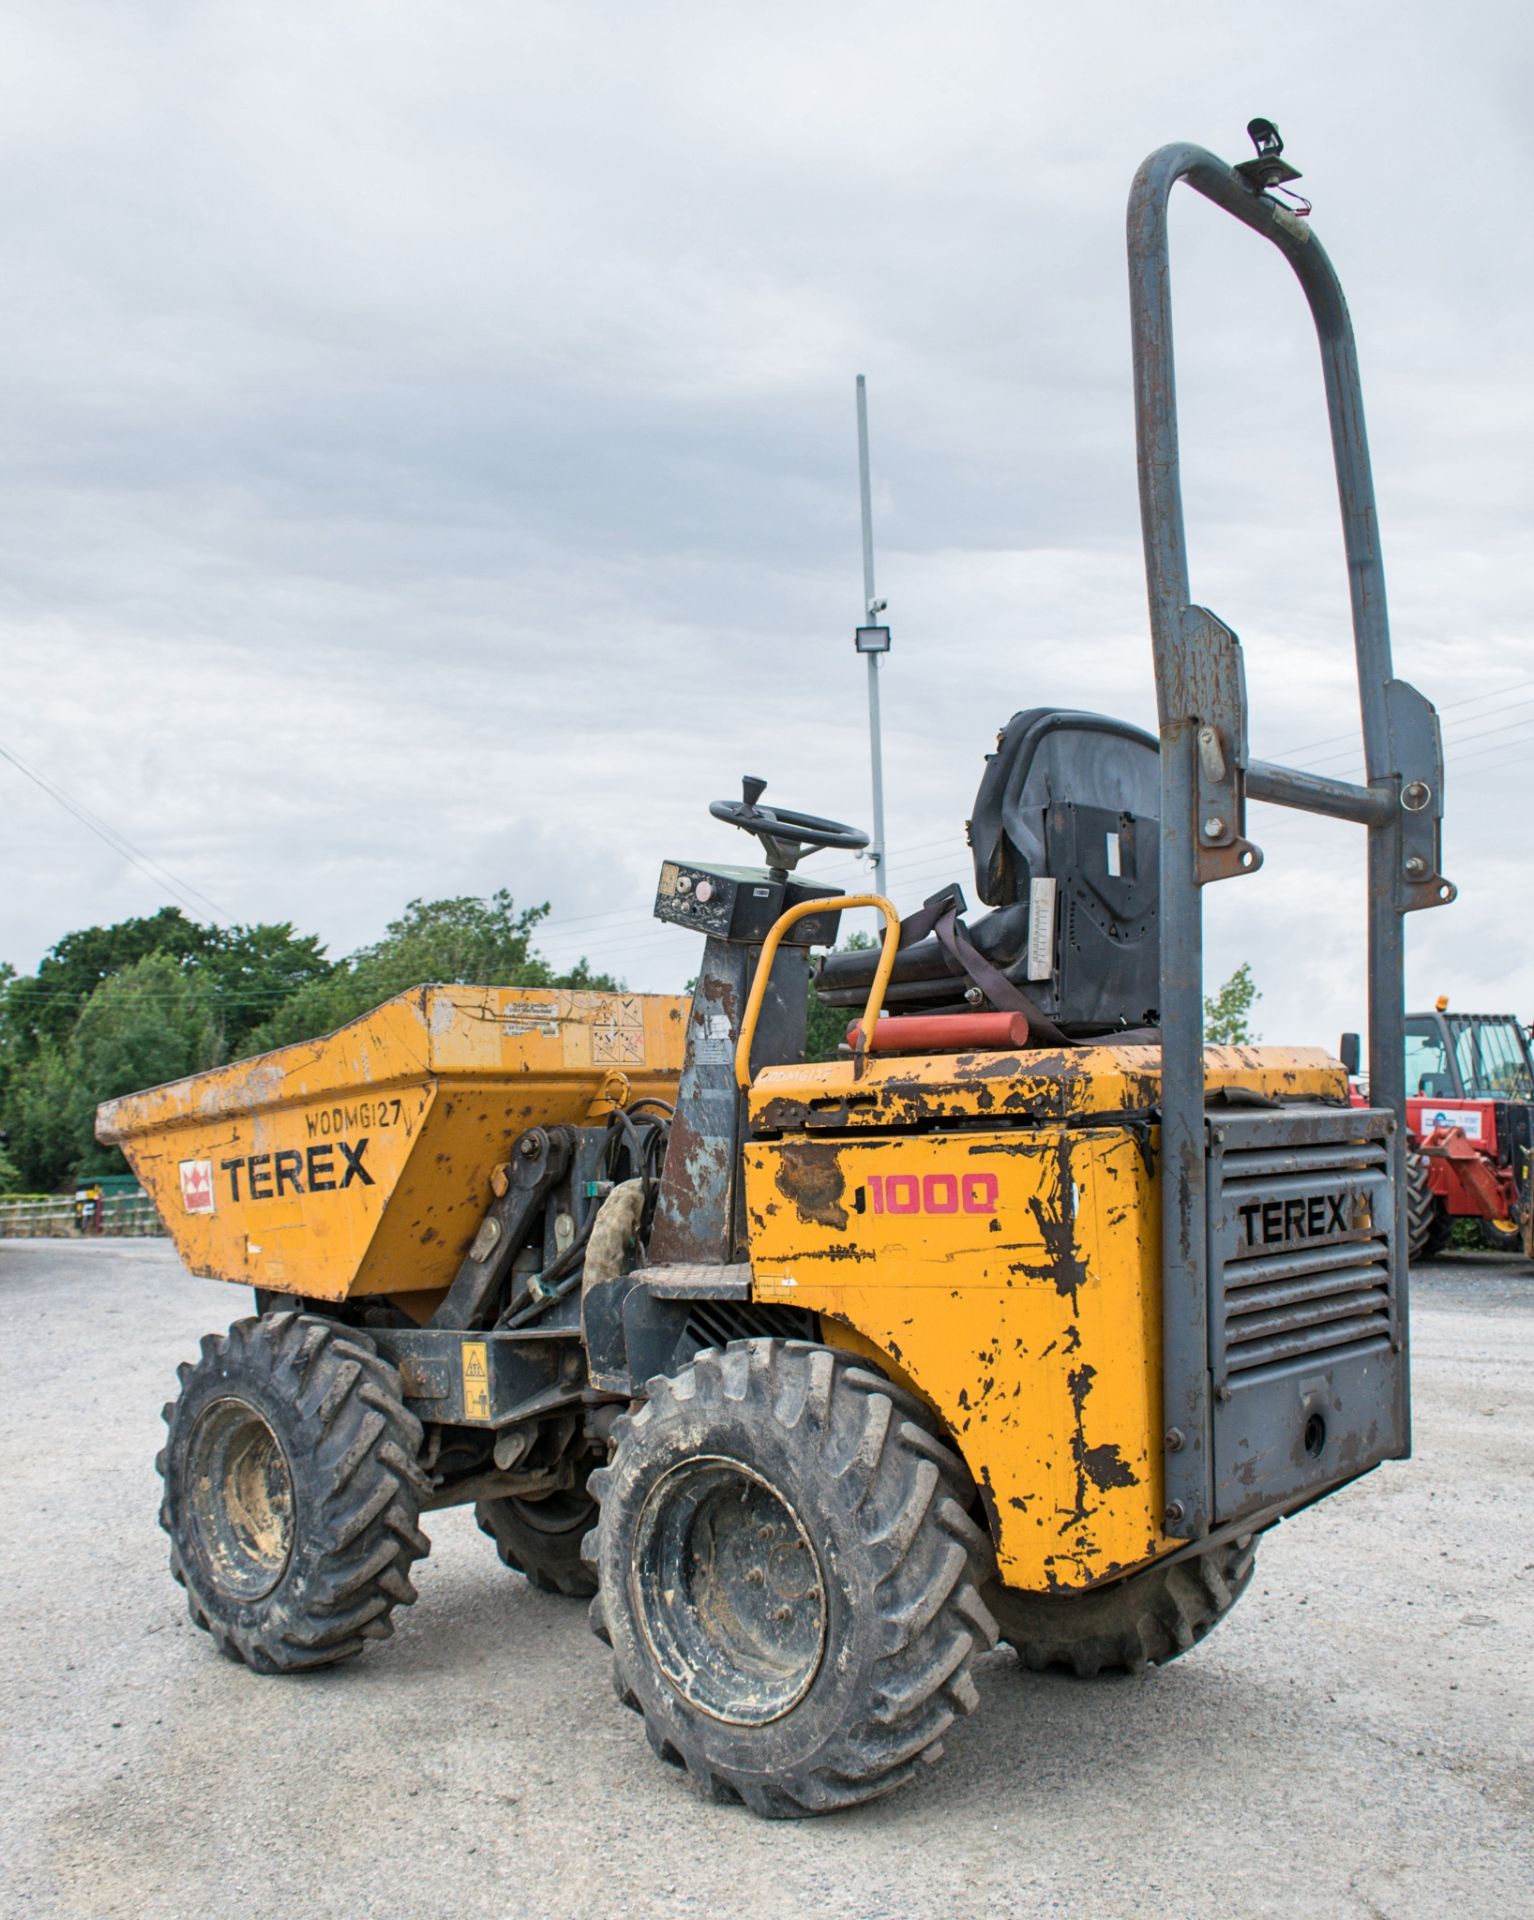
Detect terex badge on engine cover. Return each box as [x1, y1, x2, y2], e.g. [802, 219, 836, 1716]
[1236, 1188, 1362, 1251]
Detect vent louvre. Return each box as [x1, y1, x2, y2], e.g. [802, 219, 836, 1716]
[1212, 1115, 1396, 1388]
[1206, 1104, 1405, 1527]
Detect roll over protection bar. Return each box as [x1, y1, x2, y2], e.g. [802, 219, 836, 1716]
[1127, 134, 1453, 1535]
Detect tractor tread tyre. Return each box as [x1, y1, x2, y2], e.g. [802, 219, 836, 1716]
[158, 1312, 430, 1674]
[586, 1338, 998, 1819]
[1407, 1146, 1452, 1261]
[986, 1535, 1256, 1679]
[474, 1484, 599, 1597]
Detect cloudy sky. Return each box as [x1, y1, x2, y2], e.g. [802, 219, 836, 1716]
[1, 1, 1529, 1045]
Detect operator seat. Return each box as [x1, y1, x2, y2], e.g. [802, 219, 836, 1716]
[815, 709, 1162, 1038]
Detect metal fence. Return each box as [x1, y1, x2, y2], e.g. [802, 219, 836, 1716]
[0, 1194, 167, 1238]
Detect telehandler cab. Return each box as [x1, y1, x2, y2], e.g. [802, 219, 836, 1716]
[101, 123, 1453, 1816]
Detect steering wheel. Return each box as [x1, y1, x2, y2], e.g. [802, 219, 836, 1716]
[710, 777, 869, 869]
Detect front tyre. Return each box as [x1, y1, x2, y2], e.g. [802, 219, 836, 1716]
[1407, 1146, 1452, 1261]
[588, 1339, 997, 1818]
[158, 1312, 430, 1673]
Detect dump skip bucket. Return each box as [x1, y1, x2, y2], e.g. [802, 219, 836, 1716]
[97, 986, 688, 1303]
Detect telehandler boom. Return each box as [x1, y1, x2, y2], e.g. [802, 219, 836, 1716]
[101, 121, 1452, 1815]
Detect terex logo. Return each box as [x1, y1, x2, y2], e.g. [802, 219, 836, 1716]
[1237, 1189, 1358, 1250]
[220, 1136, 375, 1203]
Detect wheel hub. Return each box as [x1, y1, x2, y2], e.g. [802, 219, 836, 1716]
[185, 1396, 295, 1601]
[631, 1456, 826, 1726]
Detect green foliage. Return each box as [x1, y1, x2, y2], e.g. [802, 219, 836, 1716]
[246, 891, 619, 1054]
[7, 907, 208, 1055]
[4, 955, 223, 1188]
[0, 907, 334, 1079]
[0, 1140, 24, 1195]
[3, 1040, 77, 1192]
[1204, 961, 1261, 1045]
[199, 922, 334, 1054]
[805, 931, 874, 1063]
[70, 956, 223, 1177]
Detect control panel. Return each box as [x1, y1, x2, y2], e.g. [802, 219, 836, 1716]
[654, 863, 843, 947]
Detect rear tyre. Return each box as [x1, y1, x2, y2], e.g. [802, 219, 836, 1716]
[1407, 1146, 1452, 1261]
[158, 1312, 430, 1673]
[986, 1536, 1256, 1678]
[587, 1339, 997, 1818]
[475, 1480, 599, 1597]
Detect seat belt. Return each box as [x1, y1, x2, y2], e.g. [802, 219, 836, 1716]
[897, 887, 1075, 1049]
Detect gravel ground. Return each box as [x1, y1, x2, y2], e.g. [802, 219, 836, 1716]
[2, 1239, 1531, 1920]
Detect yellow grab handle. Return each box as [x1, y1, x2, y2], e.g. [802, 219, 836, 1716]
[734, 894, 900, 1090]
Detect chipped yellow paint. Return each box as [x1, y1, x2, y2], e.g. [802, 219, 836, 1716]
[747, 1041, 1347, 1134]
[744, 1041, 1346, 1594]
[97, 985, 688, 1302]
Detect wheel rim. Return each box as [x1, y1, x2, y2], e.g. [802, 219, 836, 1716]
[185, 1397, 295, 1601]
[631, 1455, 826, 1726]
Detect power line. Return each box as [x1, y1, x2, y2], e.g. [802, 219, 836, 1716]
[1457, 745, 1533, 783]
[1445, 713, 1534, 755]
[1271, 676, 1534, 764]
[0, 739, 232, 924]
[1285, 694, 1534, 775]
[1448, 728, 1534, 772]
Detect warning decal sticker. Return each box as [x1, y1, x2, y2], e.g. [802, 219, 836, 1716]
[503, 998, 562, 1039]
[461, 1341, 491, 1421]
[179, 1159, 216, 1215]
[591, 996, 647, 1066]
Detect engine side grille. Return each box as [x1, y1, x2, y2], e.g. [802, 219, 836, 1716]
[1217, 1135, 1393, 1382]
[1221, 1121, 1397, 1382]
[1205, 1105, 1406, 1527]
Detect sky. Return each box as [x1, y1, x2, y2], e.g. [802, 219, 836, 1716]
[0, 1, 1530, 1047]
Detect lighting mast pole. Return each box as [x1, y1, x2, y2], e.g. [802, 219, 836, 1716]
[854, 375, 890, 899]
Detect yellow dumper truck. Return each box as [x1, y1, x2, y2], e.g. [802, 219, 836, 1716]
[100, 124, 1451, 1816]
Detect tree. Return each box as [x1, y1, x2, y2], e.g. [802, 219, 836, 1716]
[72, 954, 222, 1178]
[199, 922, 334, 1053]
[5, 954, 222, 1186]
[1204, 962, 1261, 1044]
[246, 891, 620, 1054]
[2, 907, 212, 1059]
[0, 1140, 23, 1196]
[3, 1039, 79, 1192]
[0, 908, 334, 1072]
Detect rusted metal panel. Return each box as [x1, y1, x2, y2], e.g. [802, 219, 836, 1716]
[749, 1043, 1347, 1136]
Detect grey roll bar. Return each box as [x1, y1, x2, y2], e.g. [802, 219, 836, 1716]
[1126, 137, 1454, 1536]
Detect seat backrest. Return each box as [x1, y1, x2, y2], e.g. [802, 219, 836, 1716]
[967, 708, 1162, 1031]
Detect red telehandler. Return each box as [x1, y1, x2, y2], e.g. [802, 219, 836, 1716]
[1347, 1002, 1534, 1258]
